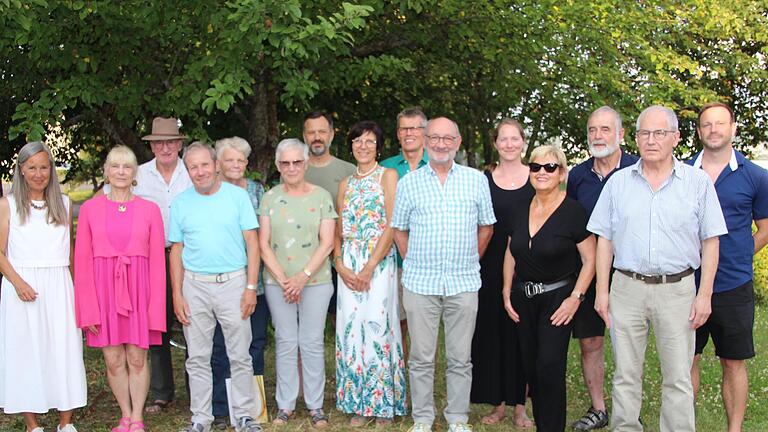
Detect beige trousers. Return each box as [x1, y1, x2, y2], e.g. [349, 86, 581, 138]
[609, 271, 696, 432]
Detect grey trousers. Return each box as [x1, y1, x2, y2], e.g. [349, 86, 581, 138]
[265, 282, 333, 410]
[182, 273, 255, 426]
[403, 289, 478, 427]
[609, 272, 696, 432]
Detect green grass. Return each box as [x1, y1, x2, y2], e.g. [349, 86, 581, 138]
[1, 306, 766, 431]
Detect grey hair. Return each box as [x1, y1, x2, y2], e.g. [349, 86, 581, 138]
[426, 117, 461, 138]
[588, 105, 623, 133]
[396, 107, 428, 129]
[11, 141, 68, 226]
[275, 138, 309, 164]
[636, 105, 678, 131]
[183, 141, 216, 164]
[215, 136, 251, 160]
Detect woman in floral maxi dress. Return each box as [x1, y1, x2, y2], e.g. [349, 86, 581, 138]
[334, 121, 407, 426]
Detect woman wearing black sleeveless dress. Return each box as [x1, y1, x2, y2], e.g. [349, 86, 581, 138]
[470, 119, 534, 427]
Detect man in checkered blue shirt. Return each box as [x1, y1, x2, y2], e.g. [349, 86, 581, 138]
[392, 117, 496, 432]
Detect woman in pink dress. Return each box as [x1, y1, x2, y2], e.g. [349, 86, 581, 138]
[74, 145, 166, 432]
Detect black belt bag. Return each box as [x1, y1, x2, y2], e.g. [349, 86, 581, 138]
[515, 278, 572, 298]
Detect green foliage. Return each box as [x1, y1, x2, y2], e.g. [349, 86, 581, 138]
[2, 0, 768, 183]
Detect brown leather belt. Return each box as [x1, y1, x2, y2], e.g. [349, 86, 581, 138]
[617, 268, 694, 284]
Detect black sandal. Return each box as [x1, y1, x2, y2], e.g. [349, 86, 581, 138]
[309, 409, 328, 429]
[144, 399, 172, 414]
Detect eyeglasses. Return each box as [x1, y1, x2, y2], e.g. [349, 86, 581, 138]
[398, 126, 425, 134]
[351, 138, 377, 147]
[635, 129, 676, 141]
[529, 162, 560, 173]
[150, 140, 181, 149]
[426, 135, 458, 145]
[277, 159, 305, 168]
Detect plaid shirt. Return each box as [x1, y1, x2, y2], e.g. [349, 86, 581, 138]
[391, 162, 496, 296]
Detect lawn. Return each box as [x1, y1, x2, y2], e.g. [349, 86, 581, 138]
[1, 306, 766, 431]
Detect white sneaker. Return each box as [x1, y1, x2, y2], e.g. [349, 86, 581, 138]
[408, 423, 432, 432]
[447, 423, 472, 432]
[30, 428, 45, 432]
[57, 425, 78, 432]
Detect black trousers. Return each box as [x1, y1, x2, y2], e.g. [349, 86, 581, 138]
[512, 283, 573, 432]
[149, 250, 182, 401]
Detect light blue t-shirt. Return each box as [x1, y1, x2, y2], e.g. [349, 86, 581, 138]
[169, 181, 259, 274]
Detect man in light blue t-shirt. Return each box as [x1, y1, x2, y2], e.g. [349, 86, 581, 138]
[169, 142, 262, 432]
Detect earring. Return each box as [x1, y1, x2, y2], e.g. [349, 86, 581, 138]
[104, 178, 110, 185]
[132, 180, 137, 187]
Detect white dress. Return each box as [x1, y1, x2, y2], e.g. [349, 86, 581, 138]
[0, 195, 87, 413]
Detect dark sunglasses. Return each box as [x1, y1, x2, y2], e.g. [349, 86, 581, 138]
[529, 162, 560, 173]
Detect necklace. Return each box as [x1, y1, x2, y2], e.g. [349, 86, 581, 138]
[356, 162, 378, 177]
[30, 200, 47, 210]
[108, 192, 133, 213]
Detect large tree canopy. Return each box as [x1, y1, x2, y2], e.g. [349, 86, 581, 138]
[2, 0, 767, 186]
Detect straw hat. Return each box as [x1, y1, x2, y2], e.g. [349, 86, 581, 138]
[142, 117, 188, 141]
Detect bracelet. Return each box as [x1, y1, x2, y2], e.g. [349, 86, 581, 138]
[333, 256, 343, 263]
[245, 284, 256, 291]
[303, 268, 312, 278]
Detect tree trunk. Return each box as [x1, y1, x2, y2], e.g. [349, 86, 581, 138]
[246, 70, 279, 183]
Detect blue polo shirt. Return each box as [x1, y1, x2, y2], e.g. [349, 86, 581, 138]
[567, 151, 639, 216]
[687, 149, 768, 293]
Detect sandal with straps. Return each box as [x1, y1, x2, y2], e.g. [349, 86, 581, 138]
[272, 409, 295, 426]
[309, 409, 328, 429]
[129, 421, 146, 432]
[111, 418, 131, 432]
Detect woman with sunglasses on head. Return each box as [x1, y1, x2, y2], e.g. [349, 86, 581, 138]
[258, 139, 337, 428]
[333, 121, 406, 427]
[470, 119, 534, 428]
[501, 145, 596, 432]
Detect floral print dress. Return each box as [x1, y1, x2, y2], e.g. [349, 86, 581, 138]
[335, 167, 407, 418]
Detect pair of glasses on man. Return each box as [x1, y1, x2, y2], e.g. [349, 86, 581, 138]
[278, 160, 305, 168]
[529, 162, 560, 173]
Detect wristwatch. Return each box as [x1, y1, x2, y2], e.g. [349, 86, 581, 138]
[245, 284, 257, 291]
[303, 268, 312, 278]
[571, 291, 586, 302]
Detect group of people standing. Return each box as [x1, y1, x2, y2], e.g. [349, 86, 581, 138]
[0, 101, 764, 432]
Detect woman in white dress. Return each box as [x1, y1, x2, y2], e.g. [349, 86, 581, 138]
[0, 141, 87, 432]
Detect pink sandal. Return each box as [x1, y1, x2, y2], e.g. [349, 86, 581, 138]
[129, 421, 146, 432]
[111, 418, 131, 432]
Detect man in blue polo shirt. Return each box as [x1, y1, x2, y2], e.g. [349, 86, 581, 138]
[567, 106, 638, 430]
[687, 102, 768, 432]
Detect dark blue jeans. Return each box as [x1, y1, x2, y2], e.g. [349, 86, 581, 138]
[211, 294, 269, 417]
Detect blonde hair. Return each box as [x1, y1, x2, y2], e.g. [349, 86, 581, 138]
[529, 144, 569, 182]
[104, 145, 139, 172]
[11, 141, 67, 226]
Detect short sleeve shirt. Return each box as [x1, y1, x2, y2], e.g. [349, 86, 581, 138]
[258, 185, 338, 286]
[508, 198, 591, 283]
[168, 182, 258, 274]
[587, 158, 727, 275]
[381, 151, 430, 179]
[391, 162, 496, 296]
[688, 150, 768, 292]
[305, 156, 356, 205]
